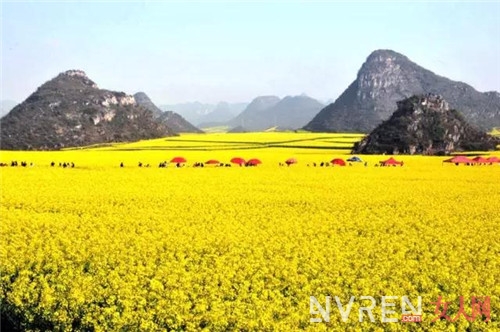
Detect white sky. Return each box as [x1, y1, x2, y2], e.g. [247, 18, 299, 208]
[2, 1, 500, 104]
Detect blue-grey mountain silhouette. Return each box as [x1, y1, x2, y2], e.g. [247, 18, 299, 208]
[134, 92, 202, 133]
[229, 95, 323, 131]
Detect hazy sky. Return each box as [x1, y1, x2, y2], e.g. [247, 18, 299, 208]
[2, 1, 500, 104]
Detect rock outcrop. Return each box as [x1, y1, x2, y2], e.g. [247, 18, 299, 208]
[353, 94, 499, 155]
[0, 70, 175, 150]
[305, 49, 500, 132]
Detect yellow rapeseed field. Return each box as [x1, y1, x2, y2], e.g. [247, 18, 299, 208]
[1, 133, 499, 331]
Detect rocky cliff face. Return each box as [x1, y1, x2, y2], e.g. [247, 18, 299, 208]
[0, 70, 175, 150]
[353, 94, 499, 155]
[134, 92, 202, 133]
[305, 49, 500, 132]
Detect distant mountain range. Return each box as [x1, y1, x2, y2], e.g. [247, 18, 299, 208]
[159, 95, 324, 131]
[305, 49, 500, 133]
[159, 102, 212, 124]
[197, 102, 249, 128]
[228, 96, 280, 130]
[228, 95, 324, 131]
[134, 92, 202, 133]
[160, 101, 247, 126]
[2, 49, 499, 148]
[0, 70, 176, 150]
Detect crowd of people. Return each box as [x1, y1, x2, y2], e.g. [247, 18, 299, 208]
[120, 162, 254, 168]
[50, 162, 76, 168]
[1, 161, 77, 168]
[118, 161, 406, 168]
[302, 161, 373, 167]
[0, 160, 406, 168]
[7, 155, 500, 169]
[0, 161, 35, 167]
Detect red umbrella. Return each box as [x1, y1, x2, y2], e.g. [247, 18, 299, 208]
[285, 158, 297, 165]
[247, 158, 262, 165]
[206, 159, 220, 165]
[230, 157, 245, 165]
[171, 157, 187, 163]
[380, 157, 403, 166]
[331, 158, 346, 166]
[486, 156, 500, 163]
[443, 156, 474, 164]
[473, 156, 489, 163]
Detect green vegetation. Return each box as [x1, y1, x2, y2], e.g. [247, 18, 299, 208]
[199, 126, 230, 133]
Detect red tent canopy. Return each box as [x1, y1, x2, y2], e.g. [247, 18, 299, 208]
[285, 158, 297, 165]
[486, 156, 500, 163]
[380, 157, 403, 166]
[472, 156, 489, 163]
[443, 156, 474, 164]
[206, 159, 220, 165]
[230, 157, 245, 165]
[331, 158, 346, 166]
[171, 157, 187, 163]
[247, 158, 262, 165]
